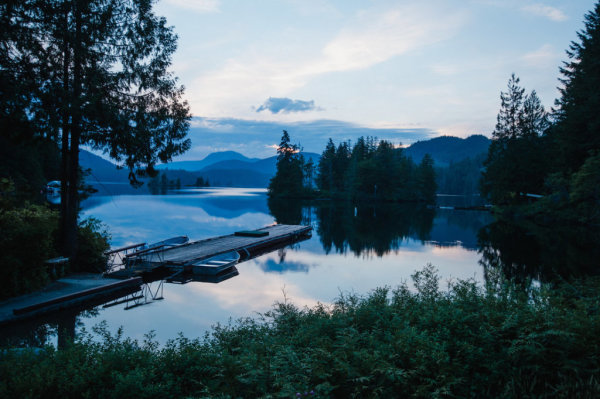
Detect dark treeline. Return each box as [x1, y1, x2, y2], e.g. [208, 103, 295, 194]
[480, 3, 600, 226]
[268, 131, 437, 203]
[436, 153, 486, 197]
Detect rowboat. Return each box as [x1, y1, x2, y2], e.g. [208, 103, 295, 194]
[187, 251, 240, 275]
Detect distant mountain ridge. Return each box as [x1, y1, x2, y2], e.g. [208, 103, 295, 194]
[404, 135, 490, 167]
[80, 136, 490, 188]
[155, 150, 259, 172]
[79, 150, 130, 183]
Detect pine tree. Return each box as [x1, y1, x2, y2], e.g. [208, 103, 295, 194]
[521, 90, 550, 137]
[317, 138, 336, 192]
[493, 74, 525, 140]
[268, 130, 304, 198]
[553, 2, 600, 174]
[481, 75, 549, 204]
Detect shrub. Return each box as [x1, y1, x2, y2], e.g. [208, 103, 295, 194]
[0, 205, 57, 299]
[74, 217, 111, 273]
[2, 265, 599, 397]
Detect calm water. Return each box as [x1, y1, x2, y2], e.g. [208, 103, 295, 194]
[4, 187, 498, 346]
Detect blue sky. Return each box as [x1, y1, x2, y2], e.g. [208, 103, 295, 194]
[153, 0, 596, 160]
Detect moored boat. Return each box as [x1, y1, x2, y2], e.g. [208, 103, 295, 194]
[187, 251, 240, 275]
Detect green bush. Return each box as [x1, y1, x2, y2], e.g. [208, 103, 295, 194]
[1, 265, 599, 398]
[0, 205, 57, 299]
[75, 217, 111, 273]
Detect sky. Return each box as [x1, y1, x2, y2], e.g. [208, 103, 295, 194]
[152, 0, 597, 160]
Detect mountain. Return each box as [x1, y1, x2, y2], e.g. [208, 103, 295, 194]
[79, 150, 130, 183]
[201, 153, 320, 175]
[80, 149, 321, 188]
[405, 135, 490, 167]
[195, 152, 320, 188]
[156, 151, 259, 172]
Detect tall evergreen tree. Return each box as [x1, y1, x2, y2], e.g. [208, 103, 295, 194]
[553, 2, 600, 174]
[1, 0, 191, 258]
[317, 138, 336, 192]
[268, 130, 304, 198]
[493, 74, 525, 140]
[521, 91, 550, 138]
[333, 141, 350, 192]
[481, 75, 549, 204]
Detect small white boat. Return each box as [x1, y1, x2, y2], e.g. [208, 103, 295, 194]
[188, 251, 240, 275]
[45, 180, 61, 196]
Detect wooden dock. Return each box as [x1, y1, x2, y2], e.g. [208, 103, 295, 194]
[0, 275, 142, 325]
[126, 224, 312, 270]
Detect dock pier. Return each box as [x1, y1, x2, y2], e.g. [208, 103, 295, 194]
[0, 224, 312, 325]
[118, 224, 312, 275]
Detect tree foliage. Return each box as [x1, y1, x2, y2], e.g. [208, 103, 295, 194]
[481, 2, 600, 224]
[1, 0, 191, 259]
[553, 2, 600, 174]
[481, 76, 549, 204]
[317, 137, 436, 203]
[268, 130, 307, 198]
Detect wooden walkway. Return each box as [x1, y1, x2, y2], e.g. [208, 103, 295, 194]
[0, 275, 142, 325]
[127, 224, 312, 269]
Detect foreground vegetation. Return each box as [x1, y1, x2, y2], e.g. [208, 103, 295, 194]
[1, 266, 599, 398]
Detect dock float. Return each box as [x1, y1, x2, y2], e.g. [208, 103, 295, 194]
[126, 224, 312, 270]
[0, 276, 143, 325]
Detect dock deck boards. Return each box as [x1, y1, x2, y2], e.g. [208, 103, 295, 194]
[131, 224, 311, 267]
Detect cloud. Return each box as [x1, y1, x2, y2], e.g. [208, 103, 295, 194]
[521, 4, 567, 22]
[256, 97, 321, 114]
[317, 7, 466, 72]
[188, 4, 467, 118]
[164, 0, 220, 13]
[521, 44, 559, 67]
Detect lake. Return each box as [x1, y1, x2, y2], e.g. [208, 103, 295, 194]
[2, 187, 500, 346]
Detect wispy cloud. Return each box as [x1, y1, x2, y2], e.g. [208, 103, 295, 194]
[522, 44, 559, 67]
[256, 97, 321, 114]
[521, 4, 567, 22]
[188, 4, 467, 118]
[164, 0, 220, 13]
[317, 7, 466, 72]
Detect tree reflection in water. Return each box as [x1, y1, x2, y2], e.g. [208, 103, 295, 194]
[268, 198, 435, 257]
[478, 219, 600, 285]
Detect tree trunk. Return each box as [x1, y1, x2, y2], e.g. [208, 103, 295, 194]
[62, 0, 83, 261]
[59, 4, 71, 258]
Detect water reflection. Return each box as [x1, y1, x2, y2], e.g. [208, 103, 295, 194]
[2, 189, 495, 347]
[268, 198, 493, 257]
[478, 219, 600, 284]
[316, 202, 434, 257]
